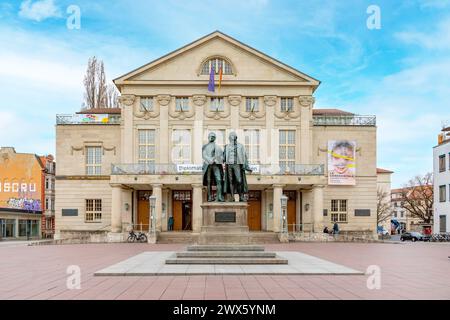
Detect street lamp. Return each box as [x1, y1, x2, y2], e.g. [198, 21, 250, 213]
[149, 195, 156, 235]
[281, 194, 288, 234]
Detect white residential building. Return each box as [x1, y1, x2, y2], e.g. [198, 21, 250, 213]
[433, 126, 450, 233]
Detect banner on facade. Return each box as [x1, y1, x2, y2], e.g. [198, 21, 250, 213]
[76, 114, 110, 123]
[327, 140, 356, 185]
[176, 164, 202, 173]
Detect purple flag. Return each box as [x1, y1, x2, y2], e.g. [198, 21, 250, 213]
[208, 65, 215, 92]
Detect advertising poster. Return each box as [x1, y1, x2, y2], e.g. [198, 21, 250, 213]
[328, 140, 356, 185]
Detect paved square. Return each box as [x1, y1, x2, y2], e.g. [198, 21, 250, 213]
[94, 251, 363, 276]
[1, 242, 450, 299]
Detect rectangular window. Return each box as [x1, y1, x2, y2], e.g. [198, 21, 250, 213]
[279, 130, 296, 172]
[140, 97, 154, 112]
[439, 154, 446, 172]
[1, 219, 15, 238]
[281, 97, 294, 112]
[138, 129, 156, 165]
[85, 199, 102, 222]
[45, 178, 49, 190]
[440, 185, 446, 202]
[86, 146, 102, 175]
[245, 97, 259, 112]
[18, 220, 39, 237]
[330, 199, 347, 223]
[45, 198, 49, 210]
[175, 97, 189, 111]
[172, 129, 191, 164]
[244, 129, 260, 164]
[210, 98, 224, 111]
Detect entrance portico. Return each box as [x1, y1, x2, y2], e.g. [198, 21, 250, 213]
[109, 167, 326, 237]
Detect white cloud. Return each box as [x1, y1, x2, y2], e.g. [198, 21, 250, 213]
[419, 0, 450, 9]
[18, 0, 61, 22]
[395, 18, 450, 50]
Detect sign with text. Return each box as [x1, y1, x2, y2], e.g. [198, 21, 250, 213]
[176, 164, 202, 173]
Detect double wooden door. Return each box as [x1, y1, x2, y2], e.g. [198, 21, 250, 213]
[247, 191, 262, 231]
[284, 191, 297, 232]
[137, 191, 151, 231]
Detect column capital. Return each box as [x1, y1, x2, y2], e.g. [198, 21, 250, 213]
[298, 95, 315, 108]
[151, 183, 163, 188]
[313, 184, 326, 189]
[119, 94, 135, 107]
[192, 183, 204, 188]
[156, 95, 171, 106]
[110, 183, 123, 188]
[272, 184, 286, 188]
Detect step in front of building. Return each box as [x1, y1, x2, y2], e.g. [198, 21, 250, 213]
[166, 244, 288, 265]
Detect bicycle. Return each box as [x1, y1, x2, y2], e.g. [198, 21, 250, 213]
[127, 230, 148, 243]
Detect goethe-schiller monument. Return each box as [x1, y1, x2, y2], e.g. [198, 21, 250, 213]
[200, 131, 253, 244]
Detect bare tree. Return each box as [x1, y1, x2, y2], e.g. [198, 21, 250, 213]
[400, 173, 434, 223]
[106, 84, 119, 109]
[83, 56, 98, 109]
[377, 187, 391, 226]
[82, 56, 119, 109]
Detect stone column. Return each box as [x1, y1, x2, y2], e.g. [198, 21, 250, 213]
[229, 95, 241, 132]
[192, 96, 206, 164]
[272, 184, 284, 232]
[118, 95, 135, 163]
[192, 184, 203, 233]
[122, 188, 133, 230]
[299, 96, 314, 164]
[158, 95, 171, 164]
[264, 96, 277, 165]
[111, 184, 123, 233]
[151, 184, 163, 231]
[312, 184, 325, 232]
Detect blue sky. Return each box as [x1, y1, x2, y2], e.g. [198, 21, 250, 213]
[0, 0, 449, 187]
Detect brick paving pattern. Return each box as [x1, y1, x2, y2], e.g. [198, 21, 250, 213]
[0, 242, 449, 300]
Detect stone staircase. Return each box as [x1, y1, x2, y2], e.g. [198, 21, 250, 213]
[157, 232, 279, 244]
[165, 245, 288, 265]
[157, 232, 199, 244]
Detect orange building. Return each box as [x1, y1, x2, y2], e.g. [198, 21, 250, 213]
[0, 147, 55, 240]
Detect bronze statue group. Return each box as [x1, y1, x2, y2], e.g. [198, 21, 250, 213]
[202, 132, 252, 202]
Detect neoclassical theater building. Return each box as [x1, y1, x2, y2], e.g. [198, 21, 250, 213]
[55, 31, 384, 241]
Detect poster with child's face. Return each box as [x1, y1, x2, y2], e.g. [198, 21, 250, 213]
[328, 140, 356, 185]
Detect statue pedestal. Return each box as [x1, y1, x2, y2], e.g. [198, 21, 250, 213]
[198, 202, 250, 245]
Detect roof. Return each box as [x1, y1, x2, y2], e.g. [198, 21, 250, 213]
[114, 30, 321, 89]
[77, 108, 122, 114]
[377, 168, 394, 174]
[313, 109, 354, 116]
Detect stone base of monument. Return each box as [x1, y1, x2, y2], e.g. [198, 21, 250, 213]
[165, 245, 288, 264]
[164, 202, 290, 265]
[198, 202, 250, 245]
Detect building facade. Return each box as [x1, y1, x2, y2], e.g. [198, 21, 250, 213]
[391, 188, 424, 232]
[376, 168, 393, 232]
[0, 147, 52, 240]
[55, 31, 379, 241]
[433, 126, 450, 233]
[41, 155, 56, 238]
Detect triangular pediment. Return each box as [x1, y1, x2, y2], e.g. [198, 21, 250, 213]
[114, 31, 320, 86]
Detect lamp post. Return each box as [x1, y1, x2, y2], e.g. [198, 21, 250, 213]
[281, 194, 288, 234]
[149, 195, 156, 236]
